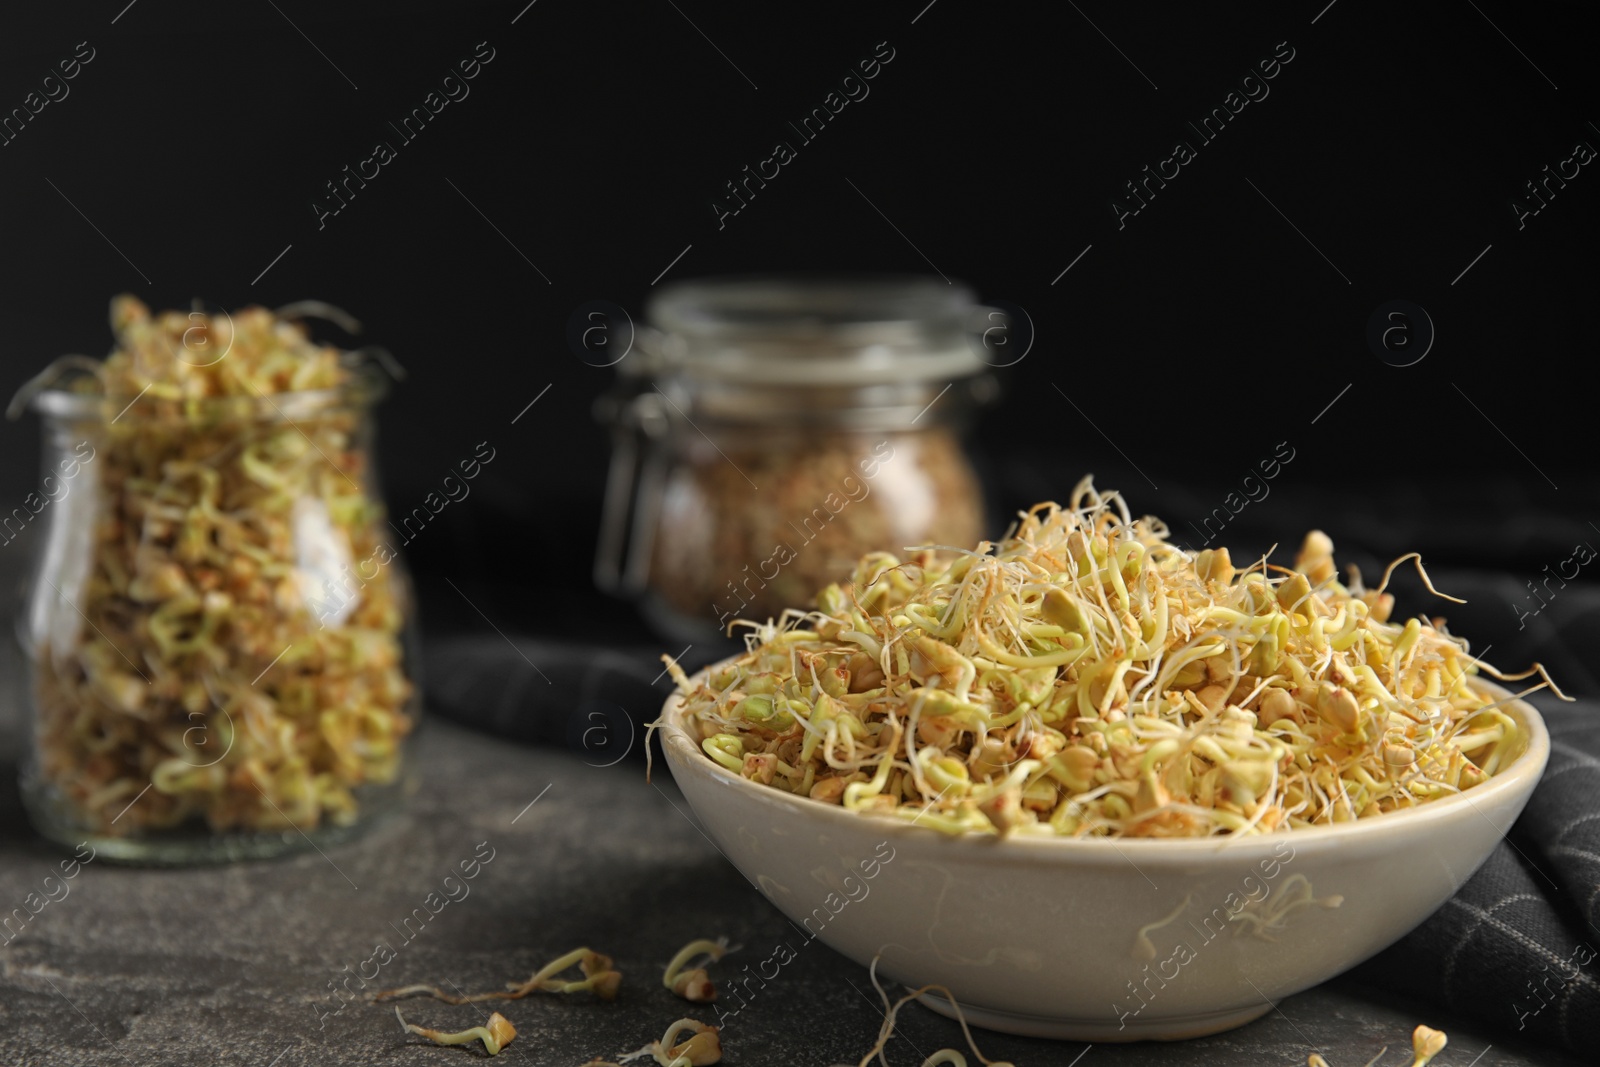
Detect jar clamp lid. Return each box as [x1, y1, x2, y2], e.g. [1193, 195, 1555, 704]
[644, 274, 987, 387]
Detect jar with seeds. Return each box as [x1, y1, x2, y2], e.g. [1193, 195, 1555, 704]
[594, 276, 998, 643]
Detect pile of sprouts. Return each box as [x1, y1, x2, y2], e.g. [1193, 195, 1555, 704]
[665, 479, 1563, 838]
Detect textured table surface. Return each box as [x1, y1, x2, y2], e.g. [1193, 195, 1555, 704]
[0, 651, 1585, 1067]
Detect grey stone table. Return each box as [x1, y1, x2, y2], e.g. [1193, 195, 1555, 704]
[0, 688, 1585, 1067]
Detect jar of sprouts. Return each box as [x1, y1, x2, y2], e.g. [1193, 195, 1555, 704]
[12, 296, 419, 864]
[594, 276, 999, 644]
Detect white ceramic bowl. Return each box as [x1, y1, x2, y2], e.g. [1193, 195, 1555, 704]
[659, 670, 1548, 1041]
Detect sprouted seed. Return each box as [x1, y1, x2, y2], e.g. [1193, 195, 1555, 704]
[662, 478, 1569, 839]
[374, 947, 621, 1004]
[827, 957, 1014, 1067]
[500, 947, 622, 1001]
[1410, 1026, 1448, 1065]
[20, 295, 414, 835]
[394, 1006, 517, 1056]
[615, 1018, 722, 1066]
[1308, 1025, 1447, 1067]
[663, 937, 735, 1002]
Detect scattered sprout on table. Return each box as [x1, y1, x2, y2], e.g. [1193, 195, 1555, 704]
[615, 1017, 722, 1066]
[1308, 1024, 1447, 1067]
[1411, 1026, 1449, 1065]
[394, 1006, 516, 1056]
[374, 947, 622, 1004]
[663, 936, 735, 1002]
[663, 478, 1568, 838]
[500, 946, 622, 1001]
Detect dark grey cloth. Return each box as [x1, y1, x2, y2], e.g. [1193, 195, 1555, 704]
[1352, 695, 1600, 1055]
[422, 635, 687, 760]
[1350, 556, 1600, 1056]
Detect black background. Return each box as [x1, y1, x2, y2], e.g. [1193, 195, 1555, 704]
[1, 0, 1595, 649]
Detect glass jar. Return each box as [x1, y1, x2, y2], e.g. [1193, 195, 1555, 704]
[595, 276, 998, 643]
[17, 367, 419, 864]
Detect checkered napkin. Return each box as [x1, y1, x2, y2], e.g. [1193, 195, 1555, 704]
[1352, 570, 1600, 1054]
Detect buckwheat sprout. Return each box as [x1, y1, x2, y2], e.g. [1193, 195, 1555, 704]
[1409, 1026, 1447, 1066]
[274, 300, 363, 336]
[394, 1006, 517, 1056]
[1461, 658, 1570, 701]
[1307, 1025, 1445, 1067]
[616, 1018, 722, 1066]
[663, 937, 735, 1002]
[1371, 553, 1467, 605]
[375, 947, 621, 1004]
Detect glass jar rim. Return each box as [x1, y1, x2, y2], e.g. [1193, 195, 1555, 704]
[26, 365, 390, 424]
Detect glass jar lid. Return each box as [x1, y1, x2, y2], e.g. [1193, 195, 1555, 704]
[644, 275, 986, 387]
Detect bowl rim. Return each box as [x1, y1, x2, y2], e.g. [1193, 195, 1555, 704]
[657, 655, 1551, 856]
